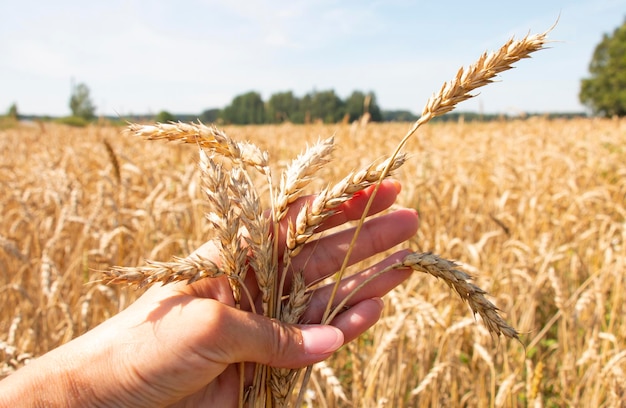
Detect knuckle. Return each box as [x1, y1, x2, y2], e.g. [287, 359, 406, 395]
[264, 319, 297, 366]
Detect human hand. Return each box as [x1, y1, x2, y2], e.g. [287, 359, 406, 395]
[0, 180, 418, 407]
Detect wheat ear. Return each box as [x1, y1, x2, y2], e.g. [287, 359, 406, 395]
[230, 165, 275, 317]
[200, 150, 250, 306]
[284, 153, 407, 259]
[101, 255, 223, 288]
[402, 252, 519, 339]
[416, 30, 550, 126]
[325, 252, 518, 340]
[274, 137, 335, 223]
[128, 121, 269, 172]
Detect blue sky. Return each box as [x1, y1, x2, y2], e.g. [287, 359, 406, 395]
[1, 0, 624, 117]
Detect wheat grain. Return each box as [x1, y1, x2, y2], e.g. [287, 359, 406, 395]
[547, 266, 565, 310]
[39, 252, 55, 301]
[326, 154, 407, 207]
[6, 316, 21, 346]
[416, 30, 550, 126]
[284, 153, 407, 259]
[230, 165, 275, 316]
[280, 269, 309, 325]
[269, 366, 299, 408]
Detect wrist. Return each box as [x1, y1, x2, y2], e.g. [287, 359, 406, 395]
[0, 329, 121, 407]
[0, 346, 93, 406]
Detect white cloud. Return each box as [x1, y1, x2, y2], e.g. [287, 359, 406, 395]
[264, 32, 296, 48]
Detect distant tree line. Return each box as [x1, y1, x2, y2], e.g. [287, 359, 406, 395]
[5, 70, 597, 129]
[202, 89, 384, 125]
[7, 17, 626, 128]
[148, 109, 587, 127]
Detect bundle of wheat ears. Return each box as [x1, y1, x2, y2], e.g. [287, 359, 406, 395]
[100, 28, 551, 407]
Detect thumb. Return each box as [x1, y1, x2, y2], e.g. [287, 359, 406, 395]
[218, 306, 344, 369]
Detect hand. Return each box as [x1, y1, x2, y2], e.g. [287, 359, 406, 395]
[0, 180, 418, 407]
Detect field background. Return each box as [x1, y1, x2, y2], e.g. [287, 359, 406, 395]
[1, 118, 625, 407]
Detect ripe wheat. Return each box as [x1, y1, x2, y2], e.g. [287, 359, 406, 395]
[2, 109, 624, 406]
[97, 28, 553, 406]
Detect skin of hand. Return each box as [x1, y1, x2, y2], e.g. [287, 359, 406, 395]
[0, 180, 418, 407]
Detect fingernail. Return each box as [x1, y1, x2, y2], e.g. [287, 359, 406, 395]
[390, 179, 402, 193]
[301, 325, 344, 355]
[372, 297, 384, 309]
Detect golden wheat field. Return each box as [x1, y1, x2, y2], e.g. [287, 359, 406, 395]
[0, 117, 625, 407]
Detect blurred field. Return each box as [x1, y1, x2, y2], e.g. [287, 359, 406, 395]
[1, 118, 625, 407]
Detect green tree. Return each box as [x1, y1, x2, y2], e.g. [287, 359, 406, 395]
[305, 89, 344, 123]
[155, 110, 175, 122]
[580, 19, 626, 117]
[298, 93, 313, 124]
[69, 82, 96, 120]
[221, 91, 265, 124]
[365, 92, 382, 122]
[344, 91, 383, 122]
[382, 110, 418, 122]
[266, 91, 299, 123]
[199, 108, 220, 123]
[7, 103, 19, 120]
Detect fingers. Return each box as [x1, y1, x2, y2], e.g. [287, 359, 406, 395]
[292, 208, 418, 286]
[328, 298, 385, 344]
[212, 299, 385, 369]
[301, 250, 413, 323]
[277, 179, 402, 242]
[314, 179, 403, 232]
[184, 207, 417, 309]
[216, 298, 386, 370]
[184, 180, 415, 306]
[212, 303, 344, 369]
